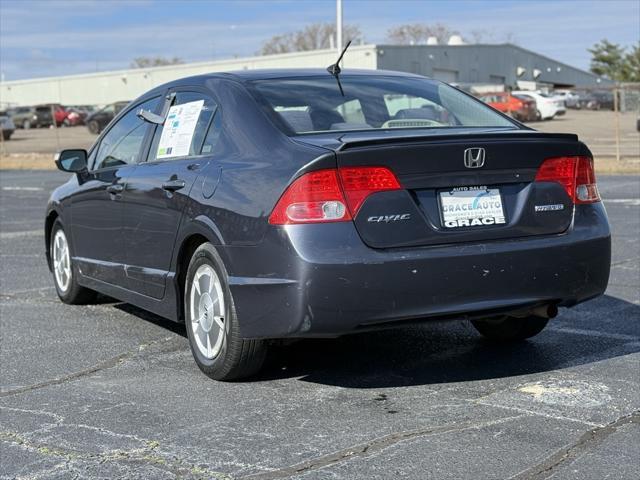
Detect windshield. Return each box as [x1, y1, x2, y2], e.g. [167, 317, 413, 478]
[250, 75, 517, 135]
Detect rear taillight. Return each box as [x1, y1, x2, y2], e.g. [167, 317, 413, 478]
[575, 157, 600, 203]
[338, 167, 401, 215]
[535, 156, 600, 204]
[269, 167, 401, 225]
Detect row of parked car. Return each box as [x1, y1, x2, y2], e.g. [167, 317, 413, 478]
[5, 104, 96, 130]
[476, 89, 616, 123]
[0, 101, 131, 140]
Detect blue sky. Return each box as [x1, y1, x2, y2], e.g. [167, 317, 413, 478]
[0, 0, 638, 81]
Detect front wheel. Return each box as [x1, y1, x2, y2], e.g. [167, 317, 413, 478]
[185, 243, 267, 381]
[471, 315, 549, 342]
[50, 220, 96, 304]
[87, 120, 100, 134]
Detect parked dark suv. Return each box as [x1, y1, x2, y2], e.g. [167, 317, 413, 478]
[9, 105, 54, 129]
[85, 101, 129, 134]
[577, 91, 615, 110]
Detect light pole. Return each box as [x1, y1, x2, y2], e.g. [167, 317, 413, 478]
[336, 0, 343, 53]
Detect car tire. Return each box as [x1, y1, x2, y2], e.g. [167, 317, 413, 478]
[88, 120, 100, 134]
[471, 315, 549, 342]
[23, 120, 31, 130]
[2, 131, 10, 140]
[184, 243, 267, 381]
[50, 220, 96, 304]
[535, 110, 542, 121]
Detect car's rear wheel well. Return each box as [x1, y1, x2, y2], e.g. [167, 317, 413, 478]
[176, 234, 209, 322]
[45, 211, 59, 269]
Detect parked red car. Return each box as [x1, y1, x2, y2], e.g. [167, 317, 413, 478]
[49, 104, 69, 127]
[63, 108, 88, 126]
[478, 92, 537, 122]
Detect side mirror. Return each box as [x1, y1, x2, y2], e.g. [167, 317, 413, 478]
[55, 149, 88, 173]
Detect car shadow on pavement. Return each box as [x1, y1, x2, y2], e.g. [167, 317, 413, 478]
[257, 295, 640, 388]
[113, 302, 187, 336]
[105, 294, 638, 388]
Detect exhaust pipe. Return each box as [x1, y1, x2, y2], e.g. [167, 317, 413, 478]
[531, 304, 558, 319]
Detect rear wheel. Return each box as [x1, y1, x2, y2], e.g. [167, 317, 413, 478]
[50, 220, 96, 304]
[535, 110, 542, 121]
[2, 131, 10, 140]
[185, 243, 267, 381]
[472, 315, 549, 342]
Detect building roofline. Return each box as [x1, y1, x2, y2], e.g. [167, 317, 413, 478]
[1, 42, 610, 86]
[0, 44, 378, 86]
[374, 43, 608, 82]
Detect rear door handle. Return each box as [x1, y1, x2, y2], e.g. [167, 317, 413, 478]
[162, 179, 186, 192]
[106, 184, 124, 194]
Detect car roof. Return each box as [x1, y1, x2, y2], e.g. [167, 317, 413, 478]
[224, 68, 425, 81]
[145, 68, 428, 96]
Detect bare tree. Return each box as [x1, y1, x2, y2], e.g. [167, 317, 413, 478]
[469, 29, 518, 44]
[130, 57, 184, 68]
[386, 23, 459, 45]
[259, 23, 363, 55]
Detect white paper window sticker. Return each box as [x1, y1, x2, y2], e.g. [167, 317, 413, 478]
[156, 99, 204, 159]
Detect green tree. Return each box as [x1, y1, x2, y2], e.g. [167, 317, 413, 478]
[622, 44, 640, 82]
[588, 40, 627, 81]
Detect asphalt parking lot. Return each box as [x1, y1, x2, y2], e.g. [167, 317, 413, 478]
[0, 171, 638, 479]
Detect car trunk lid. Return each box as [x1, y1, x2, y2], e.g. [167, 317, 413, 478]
[298, 129, 589, 249]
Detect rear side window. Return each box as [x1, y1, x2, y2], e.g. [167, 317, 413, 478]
[251, 75, 516, 134]
[147, 92, 217, 162]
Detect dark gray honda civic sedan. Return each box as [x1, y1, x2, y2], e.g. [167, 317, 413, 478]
[46, 69, 611, 380]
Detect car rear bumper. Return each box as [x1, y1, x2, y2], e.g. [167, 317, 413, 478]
[222, 203, 611, 339]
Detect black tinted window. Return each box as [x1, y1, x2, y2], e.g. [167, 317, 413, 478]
[200, 111, 222, 155]
[93, 97, 159, 170]
[252, 76, 516, 134]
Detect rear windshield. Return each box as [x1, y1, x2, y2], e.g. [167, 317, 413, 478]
[250, 75, 517, 134]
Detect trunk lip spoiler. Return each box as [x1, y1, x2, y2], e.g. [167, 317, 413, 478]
[292, 129, 580, 152]
[335, 130, 580, 151]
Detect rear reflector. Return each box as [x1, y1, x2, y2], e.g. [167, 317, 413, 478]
[535, 156, 599, 204]
[269, 167, 401, 225]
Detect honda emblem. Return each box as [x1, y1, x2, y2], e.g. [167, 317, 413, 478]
[464, 148, 485, 168]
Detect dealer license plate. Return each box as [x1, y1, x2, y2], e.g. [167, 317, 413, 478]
[439, 186, 506, 228]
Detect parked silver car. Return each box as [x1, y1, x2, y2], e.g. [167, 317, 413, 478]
[0, 111, 16, 140]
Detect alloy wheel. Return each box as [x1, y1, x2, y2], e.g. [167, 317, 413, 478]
[190, 264, 226, 359]
[53, 229, 71, 293]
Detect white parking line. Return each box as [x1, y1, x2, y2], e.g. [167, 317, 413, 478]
[1, 186, 43, 191]
[550, 326, 640, 342]
[603, 198, 640, 206]
[0, 230, 42, 239]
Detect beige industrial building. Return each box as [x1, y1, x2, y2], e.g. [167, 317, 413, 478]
[0, 43, 607, 107]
